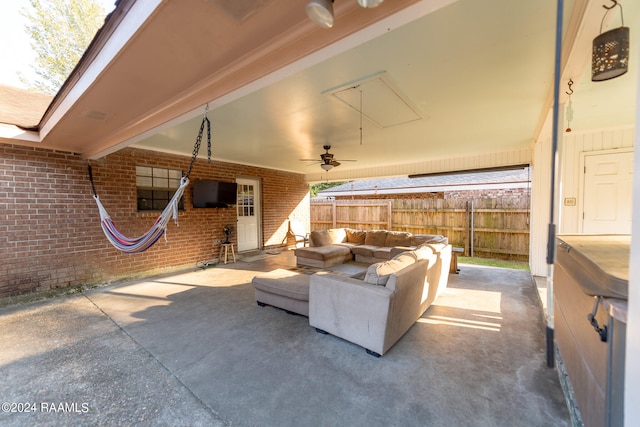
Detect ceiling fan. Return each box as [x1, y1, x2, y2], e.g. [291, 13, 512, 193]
[300, 145, 356, 171]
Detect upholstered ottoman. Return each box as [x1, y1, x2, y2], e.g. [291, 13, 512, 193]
[251, 269, 311, 316]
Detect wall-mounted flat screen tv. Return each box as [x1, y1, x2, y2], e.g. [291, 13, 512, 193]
[192, 180, 238, 208]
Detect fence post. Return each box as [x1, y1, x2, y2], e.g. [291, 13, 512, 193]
[332, 201, 337, 228]
[387, 200, 392, 230]
[470, 199, 475, 257]
[465, 200, 470, 256]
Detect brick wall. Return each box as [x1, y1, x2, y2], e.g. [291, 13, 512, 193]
[444, 188, 531, 199]
[0, 145, 309, 299]
[332, 188, 530, 200]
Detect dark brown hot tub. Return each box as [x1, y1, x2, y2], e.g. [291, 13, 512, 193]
[554, 234, 629, 427]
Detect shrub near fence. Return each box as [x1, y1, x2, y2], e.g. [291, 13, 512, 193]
[310, 197, 530, 261]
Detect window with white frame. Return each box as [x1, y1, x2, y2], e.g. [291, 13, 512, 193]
[136, 166, 184, 211]
[237, 183, 255, 217]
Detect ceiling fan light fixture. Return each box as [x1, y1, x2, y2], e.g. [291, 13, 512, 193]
[320, 163, 334, 171]
[357, 0, 384, 8]
[306, 0, 334, 28]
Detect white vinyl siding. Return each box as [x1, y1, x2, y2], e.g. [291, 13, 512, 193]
[559, 126, 635, 233]
[529, 125, 635, 276]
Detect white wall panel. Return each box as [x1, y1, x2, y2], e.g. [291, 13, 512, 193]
[559, 127, 635, 233]
[530, 136, 553, 276]
[529, 126, 634, 276]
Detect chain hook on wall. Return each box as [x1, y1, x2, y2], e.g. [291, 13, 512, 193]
[565, 79, 574, 96]
[565, 79, 574, 132]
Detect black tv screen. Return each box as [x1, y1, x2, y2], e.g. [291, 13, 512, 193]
[193, 180, 238, 208]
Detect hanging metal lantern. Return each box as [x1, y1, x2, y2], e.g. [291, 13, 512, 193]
[592, 2, 629, 82]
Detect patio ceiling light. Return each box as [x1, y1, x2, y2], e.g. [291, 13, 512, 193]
[320, 163, 334, 171]
[306, 0, 385, 29]
[357, 0, 384, 7]
[592, 1, 629, 81]
[306, 0, 334, 28]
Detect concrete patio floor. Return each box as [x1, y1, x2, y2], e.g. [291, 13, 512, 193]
[0, 249, 570, 426]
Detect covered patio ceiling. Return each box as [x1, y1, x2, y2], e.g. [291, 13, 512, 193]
[2, 0, 637, 182]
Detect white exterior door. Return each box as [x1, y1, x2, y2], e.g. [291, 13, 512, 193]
[582, 151, 633, 234]
[236, 178, 260, 252]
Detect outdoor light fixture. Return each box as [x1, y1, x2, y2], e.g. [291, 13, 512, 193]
[306, 0, 334, 28]
[357, 0, 384, 8]
[306, 0, 384, 28]
[320, 163, 334, 171]
[592, 1, 629, 81]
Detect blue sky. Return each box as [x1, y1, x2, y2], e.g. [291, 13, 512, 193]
[0, 0, 115, 89]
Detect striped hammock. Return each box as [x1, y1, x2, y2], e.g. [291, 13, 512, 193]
[89, 109, 210, 254]
[93, 177, 189, 254]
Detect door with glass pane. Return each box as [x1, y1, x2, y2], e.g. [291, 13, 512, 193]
[236, 178, 260, 252]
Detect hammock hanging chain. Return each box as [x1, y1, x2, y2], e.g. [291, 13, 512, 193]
[88, 105, 212, 254]
[185, 111, 211, 180]
[88, 163, 98, 197]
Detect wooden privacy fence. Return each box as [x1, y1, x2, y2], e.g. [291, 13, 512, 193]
[310, 198, 531, 261]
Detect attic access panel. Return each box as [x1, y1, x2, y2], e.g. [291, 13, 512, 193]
[327, 72, 423, 128]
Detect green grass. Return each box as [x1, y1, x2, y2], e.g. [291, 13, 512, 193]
[458, 256, 530, 270]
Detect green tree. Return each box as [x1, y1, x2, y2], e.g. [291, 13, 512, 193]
[20, 0, 106, 95]
[310, 181, 348, 198]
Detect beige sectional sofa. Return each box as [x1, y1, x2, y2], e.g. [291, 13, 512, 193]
[253, 227, 452, 357]
[294, 228, 448, 268]
[309, 243, 452, 356]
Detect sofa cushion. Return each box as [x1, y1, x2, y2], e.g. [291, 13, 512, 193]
[373, 247, 394, 260]
[335, 242, 359, 250]
[389, 246, 416, 259]
[346, 228, 366, 245]
[411, 234, 446, 246]
[350, 270, 367, 280]
[295, 244, 351, 261]
[426, 242, 448, 253]
[350, 245, 377, 257]
[364, 230, 388, 246]
[392, 252, 419, 264]
[310, 230, 331, 247]
[412, 245, 436, 260]
[252, 269, 310, 301]
[364, 256, 416, 286]
[385, 231, 412, 247]
[328, 228, 347, 244]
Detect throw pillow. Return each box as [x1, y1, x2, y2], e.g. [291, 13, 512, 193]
[328, 228, 347, 244]
[364, 230, 387, 247]
[392, 251, 419, 263]
[346, 229, 366, 245]
[364, 256, 414, 286]
[364, 263, 393, 285]
[413, 245, 435, 260]
[385, 231, 412, 247]
[310, 230, 331, 247]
